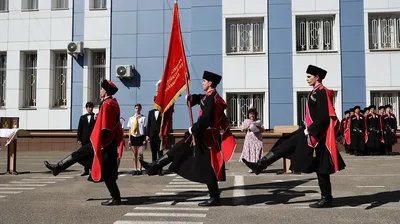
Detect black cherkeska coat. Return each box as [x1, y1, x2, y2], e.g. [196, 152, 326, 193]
[270, 86, 346, 174]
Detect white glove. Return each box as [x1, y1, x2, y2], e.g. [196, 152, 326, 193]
[189, 126, 192, 134]
[304, 128, 309, 136]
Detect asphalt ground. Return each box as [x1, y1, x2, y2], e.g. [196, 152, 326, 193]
[0, 150, 399, 224]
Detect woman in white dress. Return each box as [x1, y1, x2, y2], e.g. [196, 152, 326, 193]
[239, 108, 264, 173]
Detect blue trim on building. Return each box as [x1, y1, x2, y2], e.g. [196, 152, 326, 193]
[268, 0, 293, 128]
[110, 0, 222, 129]
[110, 0, 139, 123]
[340, 0, 366, 111]
[71, 0, 85, 129]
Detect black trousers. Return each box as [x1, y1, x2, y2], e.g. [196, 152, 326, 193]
[105, 179, 121, 199]
[150, 136, 163, 162]
[384, 145, 393, 154]
[317, 173, 332, 198]
[80, 141, 92, 171]
[71, 143, 94, 168]
[206, 175, 220, 198]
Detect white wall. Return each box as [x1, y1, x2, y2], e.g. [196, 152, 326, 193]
[82, 0, 111, 115]
[222, 0, 269, 127]
[364, 0, 400, 9]
[364, 1, 400, 90]
[222, 0, 267, 15]
[292, 54, 341, 89]
[1, 0, 73, 129]
[292, 0, 342, 123]
[292, 0, 339, 12]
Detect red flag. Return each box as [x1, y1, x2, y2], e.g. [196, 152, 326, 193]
[155, 1, 190, 145]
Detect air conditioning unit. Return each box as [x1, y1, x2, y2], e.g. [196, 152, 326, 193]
[116, 65, 133, 79]
[67, 41, 84, 55]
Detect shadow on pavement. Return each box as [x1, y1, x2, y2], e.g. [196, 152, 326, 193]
[286, 190, 400, 209]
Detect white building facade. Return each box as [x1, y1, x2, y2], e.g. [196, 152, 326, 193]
[0, 0, 399, 130]
[222, 0, 400, 129]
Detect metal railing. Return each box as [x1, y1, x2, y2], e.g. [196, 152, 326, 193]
[0, 53, 5, 107]
[297, 91, 337, 125]
[369, 15, 400, 50]
[371, 92, 400, 127]
[90, 51, 106, 106]
[91, 0, 106, 9]
[53, 52, 68, 107]
[22, 0, 38, 10]
[52, 0, 68, 9]
[226, 18, 264, 54]
[227, 93, 264, 128]
[296, 16, 335, 52]
[24, 53, 37, 107]
[0, 0, 8, 11]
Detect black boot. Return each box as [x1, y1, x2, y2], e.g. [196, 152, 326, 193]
[139, 154, 171, 176]
[81, 167, 90, 176]
[102, 180, 121, 205]
[198, 196, 220, 206]
[199, 182, 221, 206]
[242, 151, 281, 175]
[309, 196, 333, 208]
[101, 198, 122, 206]
[87, 173, 95, 182]
[310, 173, 333, 208]
[44, 155, 75, 176]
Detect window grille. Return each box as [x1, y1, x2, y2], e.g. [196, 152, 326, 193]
[22, 0, 38, 11]
[369, 14, 400, 50]
[90, 51, 106, 106]
[226, 92, 264, 128]
[90, 0, 106, 10]
[226, 18, 264, 54]
[23, 53, 37, 107]
[296, 15, 335, 52]
[51, 0, 68, 9]
[0, 53, 6, 107]
[53, 52, 68, 107]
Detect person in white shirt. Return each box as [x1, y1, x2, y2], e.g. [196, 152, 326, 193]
[127, 104, 147, 175]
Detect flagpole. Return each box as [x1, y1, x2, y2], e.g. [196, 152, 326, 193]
[185, 72, 194, 126]
[172, 0, 195, 146]
[176, 0, 194, 145]
[185, 71, 196, 148]
[174, 0, 193, 127]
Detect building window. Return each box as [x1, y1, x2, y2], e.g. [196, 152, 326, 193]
[226, 18, 264, 54]
[51, 0, 68, 10]
[368, 13, 400, 50]
[371, 91, 400, 127]
[296, 15, 335, 52]
[90, 50, 106, 106]
[0, 53, 6, 107]
[53, 52, 68, 107]
[296, 91, 337, 125]
[22, 0, 38, 11]
[226, 93, 264, 128]
[0, 0, 8, 11]
[23, 53, 37, 107]
[90, 0, 106, 10]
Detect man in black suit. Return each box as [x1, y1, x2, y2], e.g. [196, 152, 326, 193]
[77, 102, 95, 176]
[146, 97, 163, 176]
